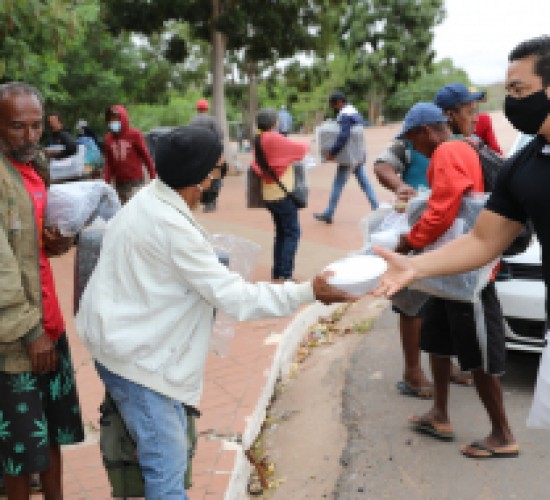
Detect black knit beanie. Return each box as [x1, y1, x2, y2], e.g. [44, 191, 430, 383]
[155, 126, 223, 189]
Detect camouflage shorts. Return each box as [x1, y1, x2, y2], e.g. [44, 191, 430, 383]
[0, 334, 85, 475]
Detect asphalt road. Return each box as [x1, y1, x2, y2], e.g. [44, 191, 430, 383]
[334, 308, 550, 500]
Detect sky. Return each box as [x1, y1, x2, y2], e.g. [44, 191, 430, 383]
[432, 0, 549, 84]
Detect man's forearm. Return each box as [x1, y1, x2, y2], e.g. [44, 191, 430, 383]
[374, 163, 405, 192]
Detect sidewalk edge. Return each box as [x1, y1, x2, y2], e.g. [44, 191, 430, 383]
[224, 301, 339, 500]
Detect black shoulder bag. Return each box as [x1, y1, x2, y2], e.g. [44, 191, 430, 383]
[254, 135, 308, 209]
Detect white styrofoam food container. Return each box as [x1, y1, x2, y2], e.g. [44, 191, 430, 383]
[324, 255, 388, 296]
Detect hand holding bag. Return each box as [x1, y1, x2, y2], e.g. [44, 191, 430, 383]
[254, 135, 308, 209]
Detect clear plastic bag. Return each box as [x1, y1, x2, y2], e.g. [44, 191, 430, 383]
[406, 192, 496, 302]
[73, 217, 106, 314]
[358, 204, 409, 253]
[49, 144, 86, 181]
[527, 333, 550, 429]
[45, 180, 121, 236]
[208, 233, 261, 357]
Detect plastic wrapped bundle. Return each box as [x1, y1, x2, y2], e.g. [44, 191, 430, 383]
[407, 190, 488, 229]
[406, 192, 495, 302]
[316, 121, 366, 167]
[74, 219, 106, 314]
[49, 144, 86, 181]
[45, 180, 121, 236]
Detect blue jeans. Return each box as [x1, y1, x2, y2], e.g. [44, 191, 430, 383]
[264, 196, 300, 279]
[95, 363, 189, 500]
[323, 163, 378, 218]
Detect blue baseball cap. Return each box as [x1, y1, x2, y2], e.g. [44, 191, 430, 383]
[434, 82, 485, 110]
[396, 102, 448, 139]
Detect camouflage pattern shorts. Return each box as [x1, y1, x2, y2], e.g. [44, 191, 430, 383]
[0, 333, 85, 475]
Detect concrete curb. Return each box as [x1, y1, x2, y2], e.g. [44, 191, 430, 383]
[224, 301, 339, 500]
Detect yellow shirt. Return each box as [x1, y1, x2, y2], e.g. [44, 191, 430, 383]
[262, 165, 294, 202]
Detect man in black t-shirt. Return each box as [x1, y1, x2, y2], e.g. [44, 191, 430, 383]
[373, 35, 550, 459]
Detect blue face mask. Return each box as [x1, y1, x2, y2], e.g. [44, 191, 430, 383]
[402, 141, 429, 190]
[108, 121, 121, 133]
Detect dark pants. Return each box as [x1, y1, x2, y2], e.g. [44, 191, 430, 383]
[264, 196, 300, 280]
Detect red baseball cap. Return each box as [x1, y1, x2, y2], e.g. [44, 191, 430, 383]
[196, 98, 209, 111]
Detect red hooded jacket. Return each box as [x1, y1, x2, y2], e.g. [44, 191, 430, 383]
[103, 105, 156, 183]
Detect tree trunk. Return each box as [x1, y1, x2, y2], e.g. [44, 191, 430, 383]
[211, 0, 229, 151]
[367, 89, 385, 125]
[246, 62, 259, 141]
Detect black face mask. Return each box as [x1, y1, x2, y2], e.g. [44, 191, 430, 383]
[504, 89, 550, 135]
[200, 178, 221, 205]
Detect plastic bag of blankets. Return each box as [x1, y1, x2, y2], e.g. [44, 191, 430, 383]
[405, 190, 497, 302]
[45, 180, 121, 236]
[315, 121, 366, 167]
[74, 218, 107, 314]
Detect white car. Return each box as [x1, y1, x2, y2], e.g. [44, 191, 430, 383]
[494, 133, 545, 352]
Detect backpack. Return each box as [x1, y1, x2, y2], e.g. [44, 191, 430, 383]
[461, 138, 503, 192]
[462, 138, 533, 256]
[99, 392, 198, 497]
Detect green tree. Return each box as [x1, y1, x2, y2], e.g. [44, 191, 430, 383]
[101, 0, 343, 139]
[384, 58, 470, 119]
[338, 0, 445, 123]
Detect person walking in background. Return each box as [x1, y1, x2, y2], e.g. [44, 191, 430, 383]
[252, 108, 309, 282]
[314, 91, 378, 224]
[189, 98, 224, 212]
[75, 118, 100, 149]
[278, 105, 293, 136]
[103, 104, 156, 204]
[0, 81, 85, 499]
[44, 111, 78, 160]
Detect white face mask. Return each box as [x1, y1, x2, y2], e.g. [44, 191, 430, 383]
[108, 121, 121, 133]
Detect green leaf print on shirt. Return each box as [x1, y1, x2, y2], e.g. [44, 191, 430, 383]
[10, 373, 37, 393]
[0, 412, 11, 440]
[31, 416, 49, 447]
[57, 427, 77, 445]
[3, 457, 23, 476]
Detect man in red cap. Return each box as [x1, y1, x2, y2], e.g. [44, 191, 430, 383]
[188, 98, 224, 212]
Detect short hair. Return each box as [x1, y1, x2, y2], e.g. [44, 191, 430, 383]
[509, 35, 550, 86]
[256, 108, 278, 132]
[0, 81, 43, 106]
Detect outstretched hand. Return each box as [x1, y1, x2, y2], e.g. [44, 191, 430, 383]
[312, 271, 357, 305]
[371, 245, 418, 298]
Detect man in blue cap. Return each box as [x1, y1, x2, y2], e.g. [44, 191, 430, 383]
[380, 98, 516, 456]
[374, 103, 449, 399]
[314, 91, 378, 224]
[435, 82, 485, 139]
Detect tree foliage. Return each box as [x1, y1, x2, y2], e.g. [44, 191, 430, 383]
[338, 0, 445, 122]
[384, 58, 470, 119]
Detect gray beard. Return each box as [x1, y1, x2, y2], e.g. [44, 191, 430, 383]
[0, 138, 39, 163]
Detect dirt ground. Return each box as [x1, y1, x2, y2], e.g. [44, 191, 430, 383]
[256, 297, 387, 499]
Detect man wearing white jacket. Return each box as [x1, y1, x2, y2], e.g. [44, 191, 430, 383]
[75, 126, 353, 499]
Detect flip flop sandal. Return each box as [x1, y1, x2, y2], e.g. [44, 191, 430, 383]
[409, 415, 455, 441]
[450, 371, 473, 386]
[461, 440, 520, 459]
[396, 381, 433, 399]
